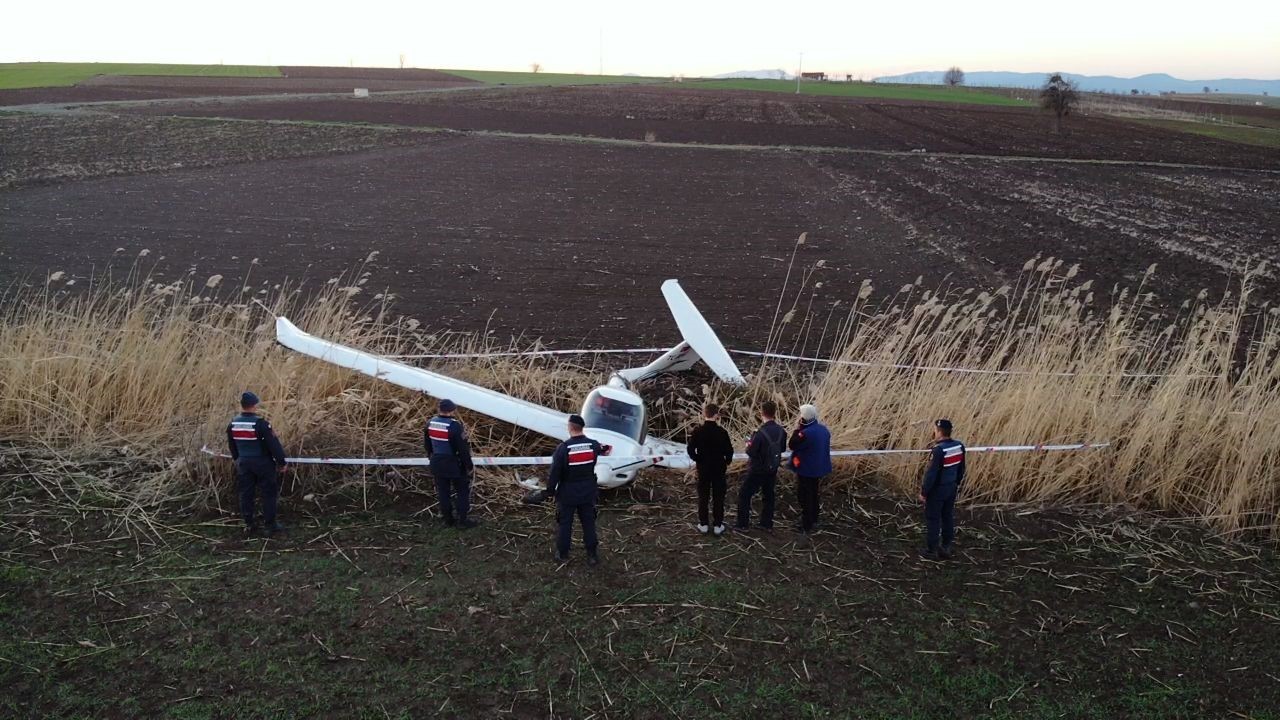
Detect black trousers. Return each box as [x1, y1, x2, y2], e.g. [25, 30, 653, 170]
[434, 474, 471, 521]
[236, 457, 279, 527]
[736, 471, 777, 528]
[557, 499, 598, 557]
[796, 475, 822, 531]
[696, 464, 728, 527]
[924, 484, 958, 550]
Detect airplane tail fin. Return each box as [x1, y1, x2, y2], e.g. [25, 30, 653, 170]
[615, 280, 746, 386]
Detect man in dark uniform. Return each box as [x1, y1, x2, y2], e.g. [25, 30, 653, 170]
[736, 401, 788, 531]
[226, 391, 288, 537]
[546, 414, 608, 565]
[686, 403, 735, 535]
[919, 419, 966, 560]
[788, 403, 832, 534]
[426, 398, 478, 529]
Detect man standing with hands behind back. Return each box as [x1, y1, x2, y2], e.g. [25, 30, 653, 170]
[426, 398, 478, 529]
[686, 403, 735, 536]
[920, 418, 966, 560]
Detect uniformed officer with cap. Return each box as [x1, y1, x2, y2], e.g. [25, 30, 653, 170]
[546, 414, 608, 565]
[919, 418, 966, 559]
[426, 398, 478, 529]
[226, 391, 289, 537]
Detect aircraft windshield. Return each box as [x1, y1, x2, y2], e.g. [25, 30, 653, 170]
[582, 389, 647, 443]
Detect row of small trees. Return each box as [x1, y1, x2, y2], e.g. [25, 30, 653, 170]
[946, 67, 1078, 133]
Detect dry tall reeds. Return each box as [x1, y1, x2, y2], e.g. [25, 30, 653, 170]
[2, 256, 1277, 535]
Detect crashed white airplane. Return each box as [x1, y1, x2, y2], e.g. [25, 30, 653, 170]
[275, 280, 748, 489]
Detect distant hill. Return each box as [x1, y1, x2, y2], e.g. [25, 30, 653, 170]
[712, 69, 791, 80]
[872, 71, 1280, 96]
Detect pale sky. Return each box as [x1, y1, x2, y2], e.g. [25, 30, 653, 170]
[5, 0, 1278, 79]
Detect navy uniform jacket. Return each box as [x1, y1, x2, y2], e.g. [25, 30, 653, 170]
[547, 435, 606, 504]
[922, 438, 966, 497]
[687, 421, 734, 471]
[788, 420, 832, 477]
[745, 420, 788, 476]
[226, 412, 287, 464]
[425, 415, 474, 478]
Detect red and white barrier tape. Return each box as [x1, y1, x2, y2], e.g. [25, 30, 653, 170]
[390, 347, 1209, 380]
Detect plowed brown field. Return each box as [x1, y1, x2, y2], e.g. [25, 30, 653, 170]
[3, 120, 1276, 347]
[134, 85, 1280, 168]
[0, 68, 477, 106]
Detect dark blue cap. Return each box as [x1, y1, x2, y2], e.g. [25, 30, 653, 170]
[241, 391, 260, 407]
[935, 419, 953, 432]
[568, 414, 586, 428]
[438, 399, 457, 413]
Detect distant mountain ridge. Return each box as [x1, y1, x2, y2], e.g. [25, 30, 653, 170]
[872, 71, 1279, 95]
[711, 69, 791, 80]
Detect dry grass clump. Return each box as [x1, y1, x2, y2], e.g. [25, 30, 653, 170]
[0, 263, 598, 510]
[741, 251, 1280, 536]
[2, 255, 1279, 536]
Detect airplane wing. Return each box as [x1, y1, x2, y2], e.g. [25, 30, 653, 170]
[275, 316, 571, 442]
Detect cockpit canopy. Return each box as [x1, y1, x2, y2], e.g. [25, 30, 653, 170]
[582, 387, 647, 443]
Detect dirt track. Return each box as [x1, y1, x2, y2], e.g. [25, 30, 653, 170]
[3, 127, 1276, 348]
[133, 85, 1280, 169]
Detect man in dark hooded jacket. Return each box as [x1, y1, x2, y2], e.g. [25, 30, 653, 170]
[687, 403, 735, 535]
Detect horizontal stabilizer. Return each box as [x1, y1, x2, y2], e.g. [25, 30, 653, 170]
[659, 280, 746, 385]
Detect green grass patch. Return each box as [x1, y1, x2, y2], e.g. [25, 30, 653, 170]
[686, 78, 1030, 106]
[1136, 118, 1280, 149]
[443, 68, 667, 87]
[0, 62, 281, 89]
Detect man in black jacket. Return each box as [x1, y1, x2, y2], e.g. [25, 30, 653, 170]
[226, 391, 289, 537]
[547, 415, 609, 565]
[426, 398, 477, 529]
[736, 401, 788, 530]
[686, 403, 735, 535]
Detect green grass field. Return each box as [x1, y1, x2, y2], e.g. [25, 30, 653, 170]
[5, 474, 1279, 719]
[1137, 118, 1280, 149]
[443, 68, 667, 86]
[687, 78, 1032, 106]
[0, 62, 281, 89]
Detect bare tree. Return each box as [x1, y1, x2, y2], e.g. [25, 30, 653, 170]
[1040, 73, 1079, 134]
[531, 63, 542, 74]
[944, 66, 965, 87]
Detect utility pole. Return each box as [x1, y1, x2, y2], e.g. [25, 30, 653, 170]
[796, 52, 803, 94]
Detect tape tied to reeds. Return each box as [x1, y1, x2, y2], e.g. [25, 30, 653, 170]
[200, 442, 1109, 467]
[390, 347, 1211, 380]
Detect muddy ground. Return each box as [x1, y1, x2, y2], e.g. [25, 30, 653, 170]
[132, 85, 1280, 169]
[2, 116, 1277, 348]
[3, 472, 1278, 719]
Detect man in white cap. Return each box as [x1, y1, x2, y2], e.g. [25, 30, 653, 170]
[787, 403, 832, 533]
